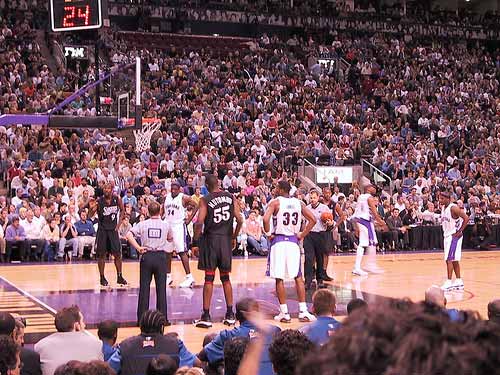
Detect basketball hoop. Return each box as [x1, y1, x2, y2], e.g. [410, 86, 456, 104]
[132, 118, 161, 152]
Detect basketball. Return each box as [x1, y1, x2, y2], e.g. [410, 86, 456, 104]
[321, 211, 334, 223]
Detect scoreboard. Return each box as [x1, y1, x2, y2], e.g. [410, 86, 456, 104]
[50, 0, 103, 32]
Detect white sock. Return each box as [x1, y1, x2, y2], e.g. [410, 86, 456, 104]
[355, 246, 364, 269]
[366, 246, 377, 266]
[280, 304, 289, 314]
[186, 273, 192, 278]
[299, 302, 308, 313]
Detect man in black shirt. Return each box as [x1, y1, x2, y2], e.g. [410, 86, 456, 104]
[89, 183, 127, 287]
[193, 175, 243, 328]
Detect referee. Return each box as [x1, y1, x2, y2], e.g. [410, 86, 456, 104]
[304, 190, 333, 290]
[126, 201, 172, 325]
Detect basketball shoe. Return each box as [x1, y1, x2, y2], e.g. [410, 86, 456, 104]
[441, 279, 453, 291]
[274, 312, 292, 323]
[452, 278, 464, 290]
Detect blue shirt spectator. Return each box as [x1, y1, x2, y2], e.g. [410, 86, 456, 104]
[123, 190, 138, 208]
[102, 341, 117, 362]
[199, 298, 279, 375]
[74, 218, 96, 237]
[5, 219, 26, 241]
[299, 289, 340, 346]
[299, 316, 342, 346]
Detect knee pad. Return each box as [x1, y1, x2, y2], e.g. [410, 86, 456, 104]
[205, 270, 215, 284]
[220, 271, 230, 283]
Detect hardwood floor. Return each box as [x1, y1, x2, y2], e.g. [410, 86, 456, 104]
[1, 250, 498, 352]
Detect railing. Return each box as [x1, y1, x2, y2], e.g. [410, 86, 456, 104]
[299, 158, 318, 185]
[52, 41, 66, 70]
[361, 159, 392, 194]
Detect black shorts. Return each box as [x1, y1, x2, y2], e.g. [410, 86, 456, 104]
[96, 229, 122, 257]
[197, 234, 232, 272]
[304, 231, 333, 255]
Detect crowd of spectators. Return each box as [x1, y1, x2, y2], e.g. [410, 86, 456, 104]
[108, 0, 500, 40]
[1, 292, 499, 375]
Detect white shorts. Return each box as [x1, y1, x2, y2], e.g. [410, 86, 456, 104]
[444, 235, 462, 261]
[356, 218, 378, 247]
[266, 236, 301, 280]
[166, 223, 187, 253]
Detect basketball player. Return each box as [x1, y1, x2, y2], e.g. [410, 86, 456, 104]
[439, 191, 469, 291]
[88, 183, 127, 287]
[321, 187, 346, 280]
[126, 201, 172, 325]
[192, 175, 243, 328]
[163, 181, 198, 288]
[263, 180, 316, 323]
[304, 190, 332, 289]
[352, 184, 387, 276]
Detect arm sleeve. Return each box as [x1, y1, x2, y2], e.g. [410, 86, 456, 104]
[4, 227, 14, 241]
[203, 331, 227, 364]
[107, 346, 122, 374]
[178, 339, 196, 368]
[74, 222, 82, 234]
[129, 221, 142, 237]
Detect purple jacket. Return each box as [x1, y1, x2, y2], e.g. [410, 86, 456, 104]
[5, 224, 26, 241]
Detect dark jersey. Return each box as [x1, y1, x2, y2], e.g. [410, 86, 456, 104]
[98, 195, 120, 231]
[203, 191, 235, 237]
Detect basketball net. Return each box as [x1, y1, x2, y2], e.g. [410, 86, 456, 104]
[129, 118, 161, 153]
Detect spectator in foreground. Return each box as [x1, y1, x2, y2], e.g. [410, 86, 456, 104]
[487, 299, 500, 325]
[14, 318, 42, 375]
[53, 360, 114, 375]
[146, 355, 178, 375]
[424, 286, 465, 322]
[97, 320, 119, 361]
[299, 289, 341, 346]
[223, 337, 250, 375]
[0, 312, 42, 375]
[34, 306, 103, 375]
[268, 330, 314, 375]
[174, 368, 204, 375]
[0, 334, 21, 375]
[108, 310, 200, 374]
[198, 298, 279, 374]
[346, 298, 367, 315]
[296, 299, 500, 375]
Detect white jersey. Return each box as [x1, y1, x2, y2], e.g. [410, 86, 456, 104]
[441, 203, 463, 238]
[273, 196, 302, 236]
[164, 192, 185, 225]
[307, 203, 330, 232]
[353, 193, 372, 220]
[130, 218, 171, 252]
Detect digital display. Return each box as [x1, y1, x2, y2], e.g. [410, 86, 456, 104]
[50, 0, 102, 32]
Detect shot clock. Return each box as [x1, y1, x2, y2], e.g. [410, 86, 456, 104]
[50, 0, 103, 32]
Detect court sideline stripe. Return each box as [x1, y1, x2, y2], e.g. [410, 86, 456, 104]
[0, 275, 57, 315]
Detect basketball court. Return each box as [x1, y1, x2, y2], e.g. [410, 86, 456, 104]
[1, 250, 498, 351]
